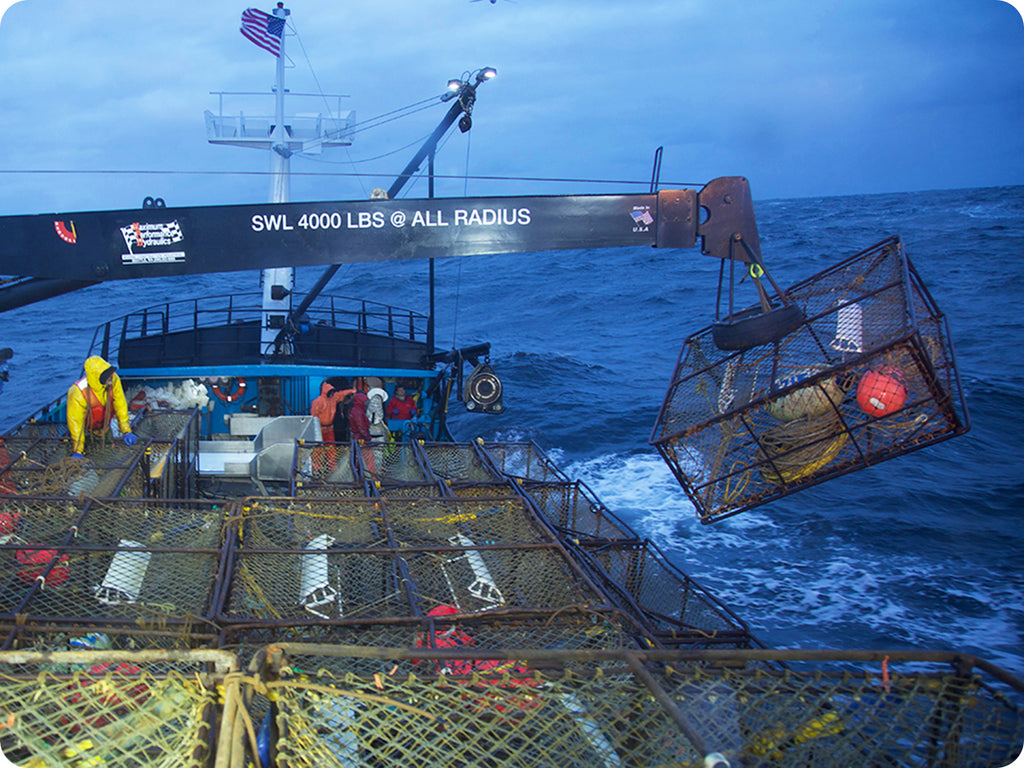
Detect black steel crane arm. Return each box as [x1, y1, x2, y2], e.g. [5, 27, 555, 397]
[0, 176, 761, 305]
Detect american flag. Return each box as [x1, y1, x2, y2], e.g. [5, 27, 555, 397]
[630, 209, 654, 226]
[240, 7, 285, 57]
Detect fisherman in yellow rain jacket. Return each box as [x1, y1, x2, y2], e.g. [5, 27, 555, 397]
[66, 355, 138, 458]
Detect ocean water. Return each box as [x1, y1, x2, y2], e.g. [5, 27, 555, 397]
[2, 184, 1022, 678]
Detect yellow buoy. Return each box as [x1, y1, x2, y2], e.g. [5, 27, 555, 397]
[766, 368, 843, 421]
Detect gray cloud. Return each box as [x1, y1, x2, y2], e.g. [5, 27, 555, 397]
[0, 0, 1020, 214]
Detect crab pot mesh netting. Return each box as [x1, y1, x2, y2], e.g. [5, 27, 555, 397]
[293, 442, 486, 498]
[374, 482, 447, 499]
[220, 496, 605, 625]
[6, 421, 66, 439]
[392, 496, 553, 545]
[446, 481, 515, 499]
[294, 440, 458, 488]
[0, 409, 200, 499]
[478, 441, 572, 484]
[518, 480, 637, 541]
[576, 540, 755, 648]
[133, 409, 202, 498]
[220, 646, 1024, 768]
[222, 621, 428, 653]
[222, 608, 647, 659]
[294, 482, 370, 499]
[0, 498, 228, 635]
[1, 621, 221, 652]
[0, 645, 1020, 767]
[1, 497, 87, 616]
[133, 409, 200, 442]
[419, 442, 504, 483]
[652, 237, 969, 523]
[0, 437, 76, 475]
[359, 441, 432, 484]
[0, 438, 149, 497]
[295, 440, 575, 501]
[0, 437, 1019, 764]
[295, 443, 359, 486]
[0, 649, 233, 768]
[213, 493, 752, 652]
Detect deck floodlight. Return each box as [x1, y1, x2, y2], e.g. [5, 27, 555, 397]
[476, 67, 497, 83]
[464, 362, 503, 413]
[442, 78, 465, 102]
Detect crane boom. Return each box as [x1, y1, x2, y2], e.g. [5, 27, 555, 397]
[0, 177, 761, 294]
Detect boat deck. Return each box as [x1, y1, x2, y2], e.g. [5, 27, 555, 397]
[0, 407, 755, 652]
[1, 408, 1022, 766]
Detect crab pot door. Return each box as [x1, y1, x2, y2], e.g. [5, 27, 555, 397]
[651, 237, 969, 524]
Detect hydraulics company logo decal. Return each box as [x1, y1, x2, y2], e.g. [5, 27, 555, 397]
[119, 220, 187, 265]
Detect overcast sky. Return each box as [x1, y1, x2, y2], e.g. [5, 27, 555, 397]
[0, 0, 1021, 214]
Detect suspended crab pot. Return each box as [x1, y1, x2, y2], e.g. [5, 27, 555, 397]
[651, 236, 969, 524]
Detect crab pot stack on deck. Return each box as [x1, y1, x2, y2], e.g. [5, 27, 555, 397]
[0, 497, 227, 650]
[0, 408, 201, 499]
[0, 649, 234, 767]
[652, 236, 969, 523]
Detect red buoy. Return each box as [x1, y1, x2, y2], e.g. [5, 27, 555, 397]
[16, 547, 70, 586]
[857, 367, 907, 416]
[0, 511, 19, 534]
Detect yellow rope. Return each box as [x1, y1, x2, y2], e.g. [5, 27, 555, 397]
[759, 413, 848, 485]
[8, 456, 96, 496]
[762, 434, 848, 485]
[265, 679, 438, 720]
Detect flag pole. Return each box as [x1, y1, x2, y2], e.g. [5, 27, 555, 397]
[270, 2, 289, 205]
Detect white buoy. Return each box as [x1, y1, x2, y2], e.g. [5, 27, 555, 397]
[832, 302, 863, 353]
[299, 534, 339, 618]
[449, 533, 503, 605]
[94, 540, 151, 605]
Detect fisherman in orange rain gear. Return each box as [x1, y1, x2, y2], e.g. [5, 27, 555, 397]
[310, 377, 355, 442]
[311, 379, 341, 441]
[66, 356, 138, 458]
[310, 377, 355, 473]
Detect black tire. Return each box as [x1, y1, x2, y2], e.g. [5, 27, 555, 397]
[712, 303, 805, 351]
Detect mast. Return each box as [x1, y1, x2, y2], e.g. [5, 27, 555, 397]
[208, 3, 354, 358]
[262, 1, 293, 357]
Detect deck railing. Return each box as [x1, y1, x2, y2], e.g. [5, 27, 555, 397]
[88, 292, 431, 368]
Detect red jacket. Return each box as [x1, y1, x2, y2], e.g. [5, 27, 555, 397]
[349, 392, 371, 442]
[386, 395, 418, 420]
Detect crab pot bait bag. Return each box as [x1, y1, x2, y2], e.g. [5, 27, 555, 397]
[651, 237, 969, 524]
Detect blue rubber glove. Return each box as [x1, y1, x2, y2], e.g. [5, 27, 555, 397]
[123, 433, 138, 447]
[71, 452, 85, 459]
